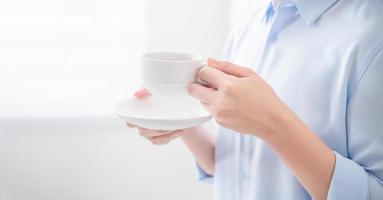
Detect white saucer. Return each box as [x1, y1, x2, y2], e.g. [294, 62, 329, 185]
[114, 96, 212, 130]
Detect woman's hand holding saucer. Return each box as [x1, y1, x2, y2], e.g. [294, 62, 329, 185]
[127, 88, 189, 145]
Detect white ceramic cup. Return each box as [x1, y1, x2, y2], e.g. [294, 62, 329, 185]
[141, 52, 205, 98]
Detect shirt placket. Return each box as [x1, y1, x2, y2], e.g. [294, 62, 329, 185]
[237, 3, 298, 200]
[238, 135, 247, 200]
[256, 2, 299, 74]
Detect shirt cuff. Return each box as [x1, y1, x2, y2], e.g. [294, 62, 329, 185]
[196, 162, 214, 184]
[327, 151, 369, 200]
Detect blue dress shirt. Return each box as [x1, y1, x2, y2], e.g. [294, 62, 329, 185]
[197, 0, 383, 199]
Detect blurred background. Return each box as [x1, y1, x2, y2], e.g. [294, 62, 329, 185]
[0, 0, 266, 199]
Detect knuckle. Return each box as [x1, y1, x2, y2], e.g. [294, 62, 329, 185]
[213, 103, 224, 119]
[139, 133, 151, 140]
[213, 99, 230, 125]
[159, 130, 171, 135]
[221, 61, 232, 67]
[138, 131, 145, 136]
[214, 107, 225, 120]
[214, 115, 226, 126]
[198, 67, 209, 78]
[139, 131, 150, 138]
[214, 110, 229, 127]
[150, 139, 160, 145]
[244, 67, 254, 74]
[150, 137, 170, 145]
[187, 84, 197, 95]
[222, 81, 236, 95]
[138, 127, 146, 133]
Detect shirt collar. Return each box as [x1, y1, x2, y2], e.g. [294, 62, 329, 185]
[263, 0, 339, 25]
[294, 0, 339, 25]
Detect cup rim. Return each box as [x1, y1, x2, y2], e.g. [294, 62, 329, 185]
[142, 52, 204, 63]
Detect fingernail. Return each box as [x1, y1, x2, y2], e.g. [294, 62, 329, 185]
[208, 57, 220, 65]
[208, 57, 217, 62]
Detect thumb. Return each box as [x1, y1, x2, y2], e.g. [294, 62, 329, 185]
[207, 58, 254, 77]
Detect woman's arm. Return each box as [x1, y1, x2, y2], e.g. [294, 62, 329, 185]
[180, 126, 215, 176]
[188, 58, 336, 200]
[129, 88, 216, 176]
[128, 124, 216, 176]
[263, 106, 335, 200]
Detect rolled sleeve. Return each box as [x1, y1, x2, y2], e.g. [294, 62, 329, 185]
[330, 44, 383, 199]
[327, 152, 369, 200]
[196, 162, 214, 184]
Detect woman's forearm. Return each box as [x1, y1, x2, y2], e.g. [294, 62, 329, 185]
[180, 126, 215, 176]
[186, 59, 336, 198]
[263, 106, 336, 200]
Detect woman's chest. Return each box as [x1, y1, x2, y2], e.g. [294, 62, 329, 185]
[231, 31, 357, 147]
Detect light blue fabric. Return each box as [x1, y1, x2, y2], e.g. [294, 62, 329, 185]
[196, 0, 383, 199]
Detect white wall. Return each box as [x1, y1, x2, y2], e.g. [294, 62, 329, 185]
[0, 0, 226, 199]
[143, 0, 231, 58]
[0, 119, 213, 200]
[229, 0, 269, 28]
[143, 0, 269, 57]
[0, 0, 268, 199]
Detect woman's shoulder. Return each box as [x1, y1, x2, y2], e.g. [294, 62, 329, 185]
[230, 3, 269, 40]
[336, 0, 383, 40]
[222, 3, 270, 60]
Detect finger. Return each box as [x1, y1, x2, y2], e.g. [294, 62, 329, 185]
[139, 130, 162, 140]
[197, 66, 232, 88]
[138, 128, 173, 138]
[207, 58, 253, 77]
[200, 101, 215, 114]
[126, 122, 135, 128]
[134, 88, 151, 99]
[150, 132, 180, 145]
[188, 83, 217, 104]
[139, 131, 171, 139]
[196, 78, 216, 89]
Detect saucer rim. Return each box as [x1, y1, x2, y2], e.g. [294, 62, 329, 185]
[113, 97, 211, 121]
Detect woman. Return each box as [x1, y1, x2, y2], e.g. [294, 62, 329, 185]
[128, 0, 383, 199]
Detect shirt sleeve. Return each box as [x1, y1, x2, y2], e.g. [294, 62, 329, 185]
[193, 29, 236, 184]
[196, 163, 214, 184]
[327, 47, 383, 199]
